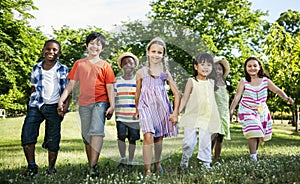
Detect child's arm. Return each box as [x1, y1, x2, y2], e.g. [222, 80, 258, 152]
[229, 79, 245, 120]
[58, 79, 76, 116]
[166, 71, 180, 125]
[106, 83, 115, 120]
[267, 79, 294, 104]
[179, 78, 193, 113]
[134, 69, 143, 119]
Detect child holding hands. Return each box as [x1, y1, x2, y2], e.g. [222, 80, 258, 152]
[58, 32, 115, 177]
[135, 37, 180, 177]
[229, 56, 294, 161]
[179, 52, 220, 171]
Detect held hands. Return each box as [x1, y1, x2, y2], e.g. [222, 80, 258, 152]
[169, 114, 178, 126]
[133, 112, 139, 120]
[57, 101, 66, 117]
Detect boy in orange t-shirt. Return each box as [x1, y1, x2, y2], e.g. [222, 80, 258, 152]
[58, 32, 115, 177]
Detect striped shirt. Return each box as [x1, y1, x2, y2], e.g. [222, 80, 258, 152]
[114, 76, 139, 123]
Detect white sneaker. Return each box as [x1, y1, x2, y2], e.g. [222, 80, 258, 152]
[203, 162, 213, 171]
[250, 154, 257, 162]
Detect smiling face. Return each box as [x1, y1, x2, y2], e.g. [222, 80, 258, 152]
[121, 57, 136, 75]
[215, 63, 224, 79]
[245, 59, 261, 77]
[194, 61, 213, 78]
[43, 42, 60, 62]
[147, 43, 165, 65]
[87, 38, 103, 57]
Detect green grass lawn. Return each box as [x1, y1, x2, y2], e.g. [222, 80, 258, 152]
[0, 112, 299, 183]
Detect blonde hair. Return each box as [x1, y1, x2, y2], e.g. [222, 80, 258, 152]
[146, 37, 168, 77]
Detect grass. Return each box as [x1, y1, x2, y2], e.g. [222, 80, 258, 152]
[0, 112, 299, 183]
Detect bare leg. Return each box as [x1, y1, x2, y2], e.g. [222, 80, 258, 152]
[248, 138, 258, 154]
[154, 136, 163, 170]
[48, 151, 58, 168]
[90, 135, 103, 166]
[118, 139, 126, 159]
[23, 143, 35, 164]
[214, 135, 224, 161]
[211, 134, 217, 157]
[128, 140, 136, 163]
[143, 133, 153, 173]
[85, 144, 91, 164]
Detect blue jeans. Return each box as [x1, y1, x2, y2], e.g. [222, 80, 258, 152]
[79, 102, 109, 144]
[21, 104, 63, 152]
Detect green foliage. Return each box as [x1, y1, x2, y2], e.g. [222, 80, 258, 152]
[0, 0, 46, 115]
[262, 22, 300, 112]
[149, 0, 268, 56]
[276, 10, 300, 36]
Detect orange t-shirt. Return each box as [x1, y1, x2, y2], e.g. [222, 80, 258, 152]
[67, 58, 116, 106]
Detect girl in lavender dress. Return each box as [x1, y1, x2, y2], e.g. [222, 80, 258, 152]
[135, 37, 180, 177]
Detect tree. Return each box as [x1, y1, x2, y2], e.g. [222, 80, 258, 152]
[0, 0, 46, 115]
[262, 22, 300, 131]
[276, 10, 300, 37]
[148, 0, 267, 56]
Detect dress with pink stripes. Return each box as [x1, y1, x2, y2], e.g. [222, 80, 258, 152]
[238, 77, 272, 141]
[138, 67, 178, 138]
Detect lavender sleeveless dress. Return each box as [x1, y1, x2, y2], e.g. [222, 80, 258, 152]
[138, 68, 178, 138]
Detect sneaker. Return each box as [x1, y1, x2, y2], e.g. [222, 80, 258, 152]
[153, 164, 165, 174]
[250, 154, 258, 162]
[23, 164, 38, 177]
[179, 161, 188, 170]
[117, 163, 127, 171]
[89, 165, 99, 178]
[145, 169, 152, 178]
[45, 168, 57, 175]
[203, 162, 213, 171]
[213, 161, 221, 166]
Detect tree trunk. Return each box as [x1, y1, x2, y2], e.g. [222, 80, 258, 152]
[295, 106, 299, 132]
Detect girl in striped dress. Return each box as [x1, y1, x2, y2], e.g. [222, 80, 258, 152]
[135, 37, 180, 177]
[229, 56, 294, 161]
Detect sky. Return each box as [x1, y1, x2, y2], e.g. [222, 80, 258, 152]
[28, 0, 300, 35]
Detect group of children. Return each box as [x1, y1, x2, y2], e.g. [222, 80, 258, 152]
[22, 32, 294, 178]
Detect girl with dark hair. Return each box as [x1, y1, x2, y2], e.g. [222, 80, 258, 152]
[230, 56, 294, 161]
[179, 52, 220, 171]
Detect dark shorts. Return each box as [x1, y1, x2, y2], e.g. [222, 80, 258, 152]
[116, 121, 140, 141]
[21, 104, 63, 152]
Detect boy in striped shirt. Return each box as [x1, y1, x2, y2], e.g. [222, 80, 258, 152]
[114, 52, 140, 170]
